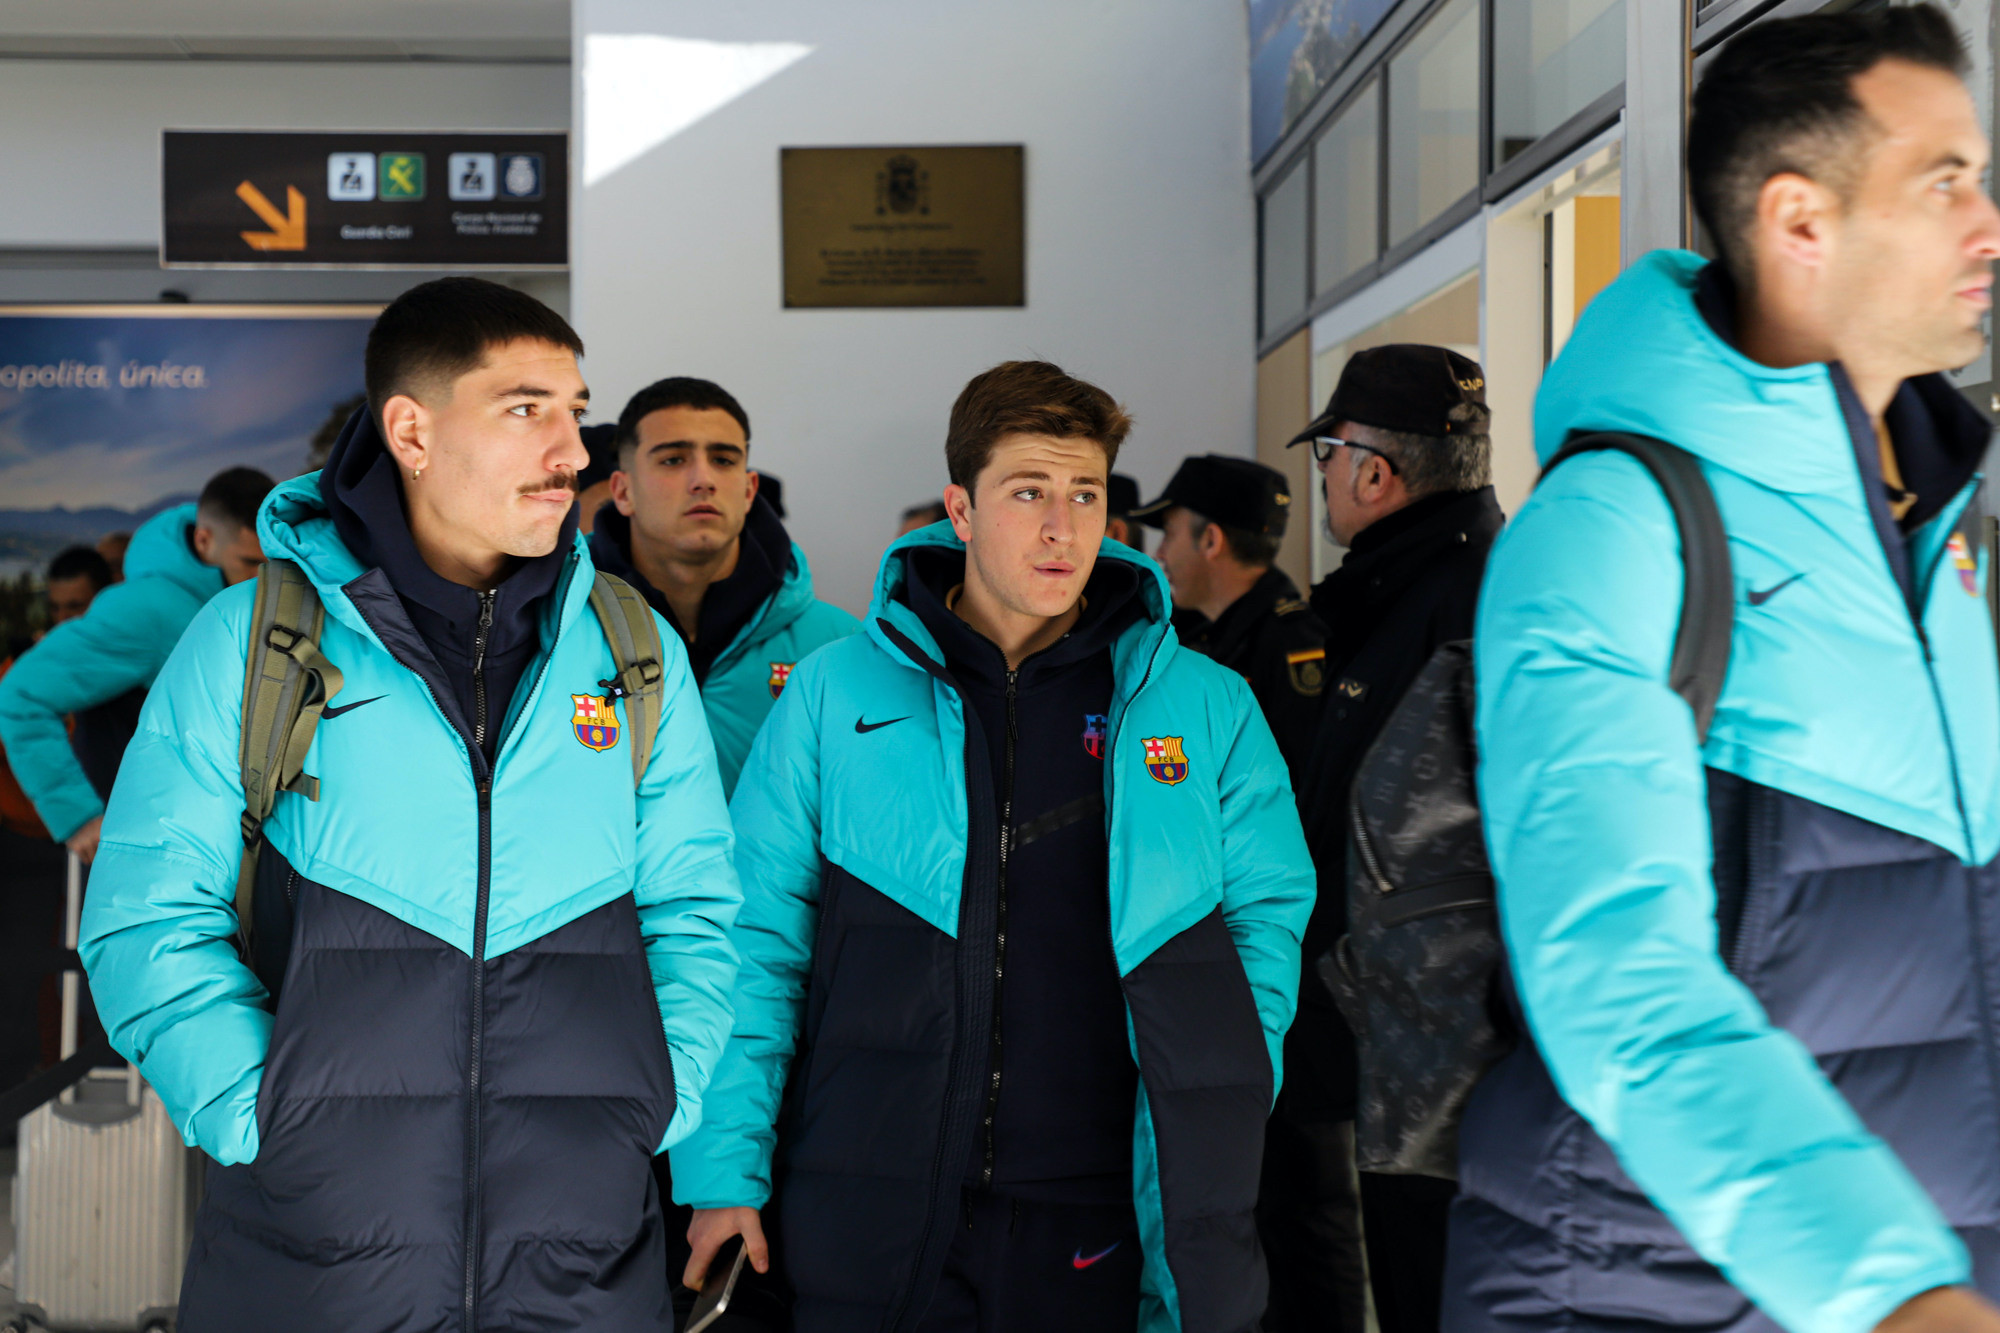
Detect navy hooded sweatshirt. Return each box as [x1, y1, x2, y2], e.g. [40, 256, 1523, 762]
[903, 546, 1144, 1204]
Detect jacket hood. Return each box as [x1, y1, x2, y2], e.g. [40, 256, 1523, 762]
[864, 522, 1177, 689]
[258, 412, 594, 644]
[125, 502, 225, 604]
[1538, 250, 1863, 495]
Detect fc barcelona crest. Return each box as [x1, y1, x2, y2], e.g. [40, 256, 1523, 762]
[1083, 714, 1107, 760]
[769, 662, 796, 699]
[1141, 735, 1188, 785]
[572, 694, 620, 751]
[1950, 532, 1980, 595]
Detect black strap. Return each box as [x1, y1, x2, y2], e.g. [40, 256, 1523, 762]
[1541, 432, 1735, 741]
[0, 1039, 120, 1124]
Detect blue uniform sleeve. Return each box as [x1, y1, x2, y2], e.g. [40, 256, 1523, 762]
[77, 592, 269, 1166]
[1213, 672, 1315, 1097]
[0, 581, 187, 840]
[669, 655, 828, 1209]
[1475, 453, 1969, 1333]
[635, 618, 745, 1151]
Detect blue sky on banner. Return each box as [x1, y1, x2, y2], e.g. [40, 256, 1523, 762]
[1250, 0, 1398, 164]
[0, 311, 370, 515]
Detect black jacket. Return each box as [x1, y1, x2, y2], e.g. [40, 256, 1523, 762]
[1291, 486, 1503, 1118]
[1176, 568, 1327, 789]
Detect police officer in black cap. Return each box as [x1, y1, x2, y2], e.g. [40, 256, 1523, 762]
[1132, 455, 1326, 785]
[1262, 344, 1502, 1333]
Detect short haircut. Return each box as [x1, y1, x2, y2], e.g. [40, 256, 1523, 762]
[616, 377, 752, 461]
[1187, 513, 1281, 568]
[363, 277, 583, 424]
[48, 545, 113, 589]
[901, 499, 949, 526]
[1371, 401, 1492, 498]
[945, 361, 1133, 492]
[1689, 4, 1968, 286]
[197, 466, 277, 531]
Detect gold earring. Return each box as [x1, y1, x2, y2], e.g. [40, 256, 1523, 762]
[412, 467, 422, 481]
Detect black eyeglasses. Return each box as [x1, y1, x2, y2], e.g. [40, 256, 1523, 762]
[1310, 435, 1400, 475]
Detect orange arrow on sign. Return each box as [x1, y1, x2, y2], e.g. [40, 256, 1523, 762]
[236, 181, 306, 251]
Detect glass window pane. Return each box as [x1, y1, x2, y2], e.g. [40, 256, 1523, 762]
[1314, 85, 1380, 294]
[1386, 0, 1480, 246]
[1261, 160, 1311, 337]
[1492, 0, 1625, 166]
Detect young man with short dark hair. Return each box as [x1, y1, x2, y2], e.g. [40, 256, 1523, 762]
[79, 276, 743, 1330]
[589, 375, 857, 796]
[0, 464, 275, 863]
[44, 544, 114, 627]
[675, 359, 1315, 1333]
[1457, 8, 2000, 1331]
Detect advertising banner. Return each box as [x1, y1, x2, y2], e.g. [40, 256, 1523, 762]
[0, 306, 373, 614]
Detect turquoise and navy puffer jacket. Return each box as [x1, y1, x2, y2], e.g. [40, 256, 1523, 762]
[672, 525, 1316, 1333]
[590, 503, 859, 797]
[80, 475, 743, 1331]
[0, 503, 223, 840]
[1453, 251, 2000, 1333]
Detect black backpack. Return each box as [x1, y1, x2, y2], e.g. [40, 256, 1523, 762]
[1320, 432, 1735, 1181]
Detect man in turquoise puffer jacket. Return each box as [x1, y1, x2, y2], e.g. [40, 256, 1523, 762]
[79, 278, 742, 1331]
[0, 465, 271, 861]
[588, 375, 858, 797]
[1454, 10, 2000, 1333]
[675, 360, 1315, 1333]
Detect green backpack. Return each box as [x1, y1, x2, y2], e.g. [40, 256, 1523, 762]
[232, 559, 667, 946]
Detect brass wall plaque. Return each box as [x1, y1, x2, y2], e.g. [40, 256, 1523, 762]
[782, 145, 1024, 308]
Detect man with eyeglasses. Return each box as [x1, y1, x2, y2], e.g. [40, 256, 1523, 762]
[1261, 344, 1502, 1333]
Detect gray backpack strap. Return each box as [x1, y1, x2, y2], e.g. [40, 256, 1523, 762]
[236, 559, 341, 943]
[587, 572, 667, 787]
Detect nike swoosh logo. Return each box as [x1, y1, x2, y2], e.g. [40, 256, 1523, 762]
[854, 716, 909, 734]
[321, 695, 385, 719]
[1747, 573, 1806, 606]
[1072, 1242, 1120, 1270]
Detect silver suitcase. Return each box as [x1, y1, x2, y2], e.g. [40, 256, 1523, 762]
[7, 855, 198, 1332]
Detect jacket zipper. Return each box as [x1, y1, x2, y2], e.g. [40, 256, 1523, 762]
[472, 591, 495, 753]
[978, 668, 1020, 1189]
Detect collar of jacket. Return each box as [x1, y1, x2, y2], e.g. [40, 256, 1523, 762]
[1537, 249, 1992, 498]
[863, 522, 1179, 712]
[259, 470, 599, 660]
[1194, 566, 1301, 661]
[1312, 487, 1501, 620]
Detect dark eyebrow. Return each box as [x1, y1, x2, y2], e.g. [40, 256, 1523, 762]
[646, 439, 745, 453]
[1924, 151, 1975, 174]
[491, 383, 590, 402]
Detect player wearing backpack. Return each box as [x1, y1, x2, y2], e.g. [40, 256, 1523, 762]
[78, 278, 742, 1331]
[1456, 10, 2000, 1332]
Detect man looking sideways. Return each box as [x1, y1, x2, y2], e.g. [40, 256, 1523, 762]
[589, 376, 857, 796]
[1456, 9, 2000, 1332]
[675, 359, 1315, 1333]
[79, 277, 742, 1331]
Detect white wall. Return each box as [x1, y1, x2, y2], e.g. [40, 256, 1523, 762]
[574, 0, 1257, 614]
[0, 61, 571, 248]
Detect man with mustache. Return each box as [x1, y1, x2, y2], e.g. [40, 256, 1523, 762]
[589, 377, 858, 798]
[79, 277, 742, 1331]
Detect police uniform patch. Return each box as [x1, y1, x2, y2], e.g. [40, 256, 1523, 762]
[571, 693, 620, 751]
[1141, 735, 1188, 785]
[1286, 646, 1326, 696]
[769, 662, 795, 698]
[1950, 532, 1980, 595]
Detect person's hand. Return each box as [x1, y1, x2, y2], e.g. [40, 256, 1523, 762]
[1877, 1287, 2000, 1332]
[684, 1206, 769, 1291]
[66, 816, 103, 864]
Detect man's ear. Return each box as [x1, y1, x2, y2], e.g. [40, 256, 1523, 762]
[1756, 171, 1838, 274]
[944, 484, 975, 542]
[190, 522, 214, 563]
[1197, 521, 1228, 562]
[379, 394, 432, 478]
[608, 469, 637, 517]
[745, 468, 761, 505]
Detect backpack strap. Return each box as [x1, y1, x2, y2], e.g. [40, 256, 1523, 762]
[1542, 432, 1734, 740]
[236, 559, 341, 944]
[588, 572, 667, 788]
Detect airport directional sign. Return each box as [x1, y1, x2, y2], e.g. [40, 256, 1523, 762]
[162, 130, 567, 269]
